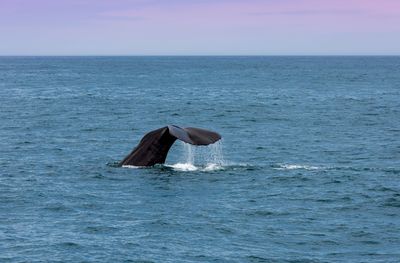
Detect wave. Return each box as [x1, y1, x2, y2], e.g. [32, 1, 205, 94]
[113, 160, 400, 174]
[118, 161, 257, 172]
[271, 163, 400, 174]
[110, 159, 255, 172]
[119, 162, 229, 172]
[272, 163, 321, 170]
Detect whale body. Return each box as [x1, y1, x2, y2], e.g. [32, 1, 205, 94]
[119, 125, 221, 167]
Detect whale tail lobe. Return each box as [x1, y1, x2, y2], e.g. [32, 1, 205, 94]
[119, 125, 221, 167]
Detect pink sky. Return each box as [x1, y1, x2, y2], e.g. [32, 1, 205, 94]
[1, 0, 399, 55]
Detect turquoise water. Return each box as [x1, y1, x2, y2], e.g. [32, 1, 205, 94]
[1, 56, 399, 262]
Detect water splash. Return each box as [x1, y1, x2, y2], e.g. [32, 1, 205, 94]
[184, 142, 195, 165]
[206, 141, 225, 167]
[167, 141, 225, 171]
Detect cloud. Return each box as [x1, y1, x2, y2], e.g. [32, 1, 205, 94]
[98, 10, 145, 21]
[249, 9, 363, 16]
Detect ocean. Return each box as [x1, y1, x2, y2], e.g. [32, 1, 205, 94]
[1, 56, 399, 262]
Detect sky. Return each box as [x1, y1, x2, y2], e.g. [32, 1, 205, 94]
[1, 0, 400, 55]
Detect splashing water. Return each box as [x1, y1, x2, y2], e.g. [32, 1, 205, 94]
[168, 141, 225, 171]
[184, 142, 195, 165]
[207, 141, 225, 166]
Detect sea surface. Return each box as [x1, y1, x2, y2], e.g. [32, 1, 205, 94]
[1, 56, 399, 262]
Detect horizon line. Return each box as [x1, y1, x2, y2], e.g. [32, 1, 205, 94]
[1, 54, 400, 57]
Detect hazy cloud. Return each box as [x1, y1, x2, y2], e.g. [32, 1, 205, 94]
[249, 9, 363, 16]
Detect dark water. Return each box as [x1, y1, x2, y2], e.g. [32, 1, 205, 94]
[1, 56, 400, 262]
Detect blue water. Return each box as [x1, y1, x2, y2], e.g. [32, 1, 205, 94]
[1, 56, 400, 262]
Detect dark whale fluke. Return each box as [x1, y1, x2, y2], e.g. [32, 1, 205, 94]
[119, 125, 221, 167]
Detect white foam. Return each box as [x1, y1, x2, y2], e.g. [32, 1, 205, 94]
[121, 165, 140, 169]
[166, 163, 198, 171]
[203, 163, 224, 171]
[165, 163, 198, 171]
[165, 162, 224, 172]
[275, 164, 321, 170]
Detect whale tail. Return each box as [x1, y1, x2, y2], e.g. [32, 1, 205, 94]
[119, 125, 221, 167]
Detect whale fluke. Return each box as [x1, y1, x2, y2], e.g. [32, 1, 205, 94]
[119, 125, 221, 167]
